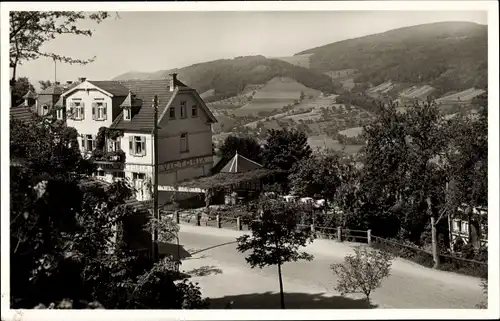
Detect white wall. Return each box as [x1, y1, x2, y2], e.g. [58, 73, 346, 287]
[157, 91, 213, 164]
[122, 132, 154, 166]
[65, 83, 114, 136]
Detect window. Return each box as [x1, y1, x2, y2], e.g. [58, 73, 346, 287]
[83, 134, 94, 152]
[129, 136, 146, 156]
[107, 138, 121, 152]
[96, 170, 105, 177]
[180, 101, 187, 118]
[124, 108, 131, 121]
[132, 172, 146, 180]
[92, 101, 107, 121]
[112, 171, 125, 180]
[191, 104, 198, 117]
[41, 105, 49, 116]
[70, 100, 84, 120]
[180, 133, 188, 152]
[169, 106, 176, 119]
[56, 107, 64, 120]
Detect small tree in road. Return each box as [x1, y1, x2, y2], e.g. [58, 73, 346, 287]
[331, 246, 393, 304]
[236, 198, 315, 309]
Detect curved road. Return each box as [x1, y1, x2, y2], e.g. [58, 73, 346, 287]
[173, 224, 484, 309]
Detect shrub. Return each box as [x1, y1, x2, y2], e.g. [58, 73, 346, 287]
[476, 278, 488, 309]
[331, 246, 392, 302]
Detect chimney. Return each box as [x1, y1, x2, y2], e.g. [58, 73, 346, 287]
[169, 73, 177, 92]
[78, 77, 87, 83]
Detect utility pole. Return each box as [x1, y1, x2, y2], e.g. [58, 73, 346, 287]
[152, 95, 160, 260]
[53, 56, 57, 84]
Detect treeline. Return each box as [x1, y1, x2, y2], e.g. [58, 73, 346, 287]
[335, 92, 385, 115]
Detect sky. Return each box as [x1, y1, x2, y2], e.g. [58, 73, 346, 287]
[15, 10, 487, 88]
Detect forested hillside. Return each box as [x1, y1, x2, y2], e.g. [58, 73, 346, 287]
[298, 21, 487, 95]
[114, 56, 340, 100]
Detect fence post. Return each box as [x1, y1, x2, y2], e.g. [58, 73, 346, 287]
[175, 211, 179, 224]
[196, 213, 201, 226]
[237, 217, 242, 231]
[337, 226, 342, 242]
[367, 229, 372, 246]
[216, 215, 221, 228]
[310, 224, 315, 233]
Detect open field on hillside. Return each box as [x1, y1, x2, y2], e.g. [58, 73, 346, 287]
[283, 111, 323, 122]
[234, 102, 293, 117]
[307, 135, 364, 154]
[340, 78, 356, 91]
[273, 54, 312, 68]
[211, 113, 237, 133]
[338, 126, 364, 138]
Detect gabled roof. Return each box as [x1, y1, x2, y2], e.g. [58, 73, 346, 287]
[39, 84, 64, 95]
[120, 90, 143, 108]
[55, 97, 64, 107]
[10, 106, 35, 122]
[220, 152, 263, 173]
[22, 90, 37, 99]
[110, 79, 217, 133]
[110, 79, 179, 132]
[87, 80, 131, 97]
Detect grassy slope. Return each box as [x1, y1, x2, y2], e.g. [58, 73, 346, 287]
[298, 21, 487, 95]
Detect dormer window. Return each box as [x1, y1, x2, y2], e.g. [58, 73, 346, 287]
[124, 108, 131, 121]
[191, 104, 198, 117]
[56, 107, 64, 120]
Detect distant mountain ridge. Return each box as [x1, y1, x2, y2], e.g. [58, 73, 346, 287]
[113, 21, 487, 99]
[113, 56, 339, 101]
[297, 21, 487, 94]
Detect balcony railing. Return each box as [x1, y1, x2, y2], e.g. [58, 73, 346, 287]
[91, 149, 126, 163]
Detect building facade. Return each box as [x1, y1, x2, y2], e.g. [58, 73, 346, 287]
[59, 74, 217, 201]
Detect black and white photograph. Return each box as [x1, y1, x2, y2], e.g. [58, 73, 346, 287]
[1, 1, 498, 320]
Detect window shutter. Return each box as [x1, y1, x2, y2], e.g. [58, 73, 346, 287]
[129, 137, 133, 155]
[92, 135, 97, 151]
[92, 103, 96, 120]
[81, 103, 85, 120]
[83, 135, 87, 151]
[69, 102, 75, 120]
[107, 139, 113, 152]
[103, 103, 108, 120]
[141, 137, 146, 156]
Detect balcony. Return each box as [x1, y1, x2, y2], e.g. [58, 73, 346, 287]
[91, 149, 126, 170]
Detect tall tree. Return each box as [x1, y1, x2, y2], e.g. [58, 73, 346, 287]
[262, 128, 312, 172]
[11, 77, 36, 107]
[236, 197, 314, 309]
[39, 80, 53, 91]
[218, 135, 262, 163]
[445, 93, 488, 246]
[9, 11, 111, 104]
[10, 115, 208, 309]
[288, 152, 342, 210]
[361, 100, 448, 254]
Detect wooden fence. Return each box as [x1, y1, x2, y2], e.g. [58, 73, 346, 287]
[171, 210, 488, 278]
